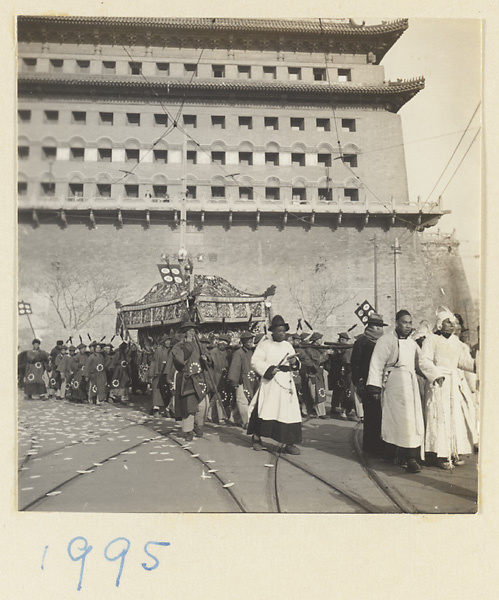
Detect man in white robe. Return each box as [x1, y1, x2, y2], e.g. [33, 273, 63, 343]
[418, 307, 476, 469]
[247, 315, 302, 455]
[367, 310, 425, 473]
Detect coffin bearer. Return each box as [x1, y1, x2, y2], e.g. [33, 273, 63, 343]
[69, 343, 89, 402]
[328, 332, 354, 419]
[56, 345, 72, 399]
[248, 315, 302, 454]
[24, 339, 49, 399]
[171, 320, 213, 441]
[300, 331, 329, 419]
[367, 310, 425, 473]
[227, 331, 259, 428]
[290, 333, 307, 417]
[149, 335, 172, 416]
[84, 341, 108, 405]
[109, 342, 132, 405]
[209, 333, 232, 422]
[351, 312, 387, 456]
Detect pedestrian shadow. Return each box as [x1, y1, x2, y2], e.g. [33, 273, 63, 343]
[298, 419, 361, 463]
[368, 455, 478, 505]
[212, 427, 253, 449]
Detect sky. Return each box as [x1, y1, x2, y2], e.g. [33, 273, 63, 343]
[380, 18, 481, 300]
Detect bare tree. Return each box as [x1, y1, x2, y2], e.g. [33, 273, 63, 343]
[36, 259, 128, 332]
[288, 263, 354, 331]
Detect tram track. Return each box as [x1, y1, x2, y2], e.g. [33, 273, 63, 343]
[205, 423, 391, 513]
[19, 402, 419, 514]
[349, 423, 419, 514]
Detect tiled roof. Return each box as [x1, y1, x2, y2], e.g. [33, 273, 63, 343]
[18, 74, 425, 112]
[18, 74, 425, 94]
[18, 16, 408, 36]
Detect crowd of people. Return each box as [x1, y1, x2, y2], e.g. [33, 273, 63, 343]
[21, 304, 479, 471]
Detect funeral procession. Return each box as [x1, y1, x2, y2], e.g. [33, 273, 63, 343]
[16, 16, 480, 513]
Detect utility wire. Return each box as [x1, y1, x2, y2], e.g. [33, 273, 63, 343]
[422, 102, 481, 209]
[439, 128, 481, 198]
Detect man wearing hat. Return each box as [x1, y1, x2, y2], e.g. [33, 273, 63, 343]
[171, 320, 214, 441]
[351, 312, 388, 457]
[300, 331, 329, 419]
[24, 339, 50, 399]
[47, 341, 64, 399]
[68, 343, 89, 402]
[209, 333, 232, 423]
[247, 315, 302, 454]
[108, 342, 132, 406]
[84, 342, 108, 405]
[227, 331, 259, 428]
[55, 345, 72, 399]
[149, 335, 172, 416]
[367, 310, 425, 473]
[328, 332, 355, 419]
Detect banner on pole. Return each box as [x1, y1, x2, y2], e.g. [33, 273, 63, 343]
[354, 300, 375, 325]
[157, 264, 185, 286]
[18, 301, 32, 315]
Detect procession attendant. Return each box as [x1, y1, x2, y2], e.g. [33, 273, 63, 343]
[367, 310, 425, 473]
[24, 339, 49, 399]
[47, 349, 62, 398]
[290, 333, 307, 417]
[50, 340, 64, 363]
[56, 345, 72, 400]
[418, 307, 476, 469]
[149, 335, 172, 417]
[103, 343, 114, 392]
[351, 313, 388, 457]
[171, 320, 213, 441]
[300, 331, 329, 419]
[209, 334, 232, 423]
[84, 341, 108, 405]
[227, 331, 259, 428]
[328, 332, 355, 419]
[69, 343, 89, 402]
[108, 342, 131, 405]
[247, 315, 302, 455]
[68, 345, 76, 357]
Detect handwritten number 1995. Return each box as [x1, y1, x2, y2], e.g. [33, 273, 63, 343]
[64, 537, 170, 590]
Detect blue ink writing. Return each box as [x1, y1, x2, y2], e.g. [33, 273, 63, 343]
[104, 537, 130, 588]
[67, 536, 93, 591]
[141, 541, 171, 571]
[41, 545, 48, 570]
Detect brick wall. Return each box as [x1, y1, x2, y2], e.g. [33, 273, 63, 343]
[17, 218, 477, 348]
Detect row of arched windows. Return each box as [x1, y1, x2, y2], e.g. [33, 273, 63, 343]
[18, 135, 361, 155]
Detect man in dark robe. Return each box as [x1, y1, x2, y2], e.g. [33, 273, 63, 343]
[351, 312, 387, 456]
[227, 331, 259, 428]
[209, 334, 231, 423]
[84, 342, 108, 405]
[328, 332, 354, 419]
[171, 321, 214, 441]
[69, 343, 89, 402]
[24, 339, 49, 399]
[300, 331, 329, 419]
[109, 342, 132, 405]
[149, 336, 172, 416]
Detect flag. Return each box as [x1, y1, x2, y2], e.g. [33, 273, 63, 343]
[157, 264, 185, 286]
[354, 300, 375, 325]
[18, 301, 32, 315]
